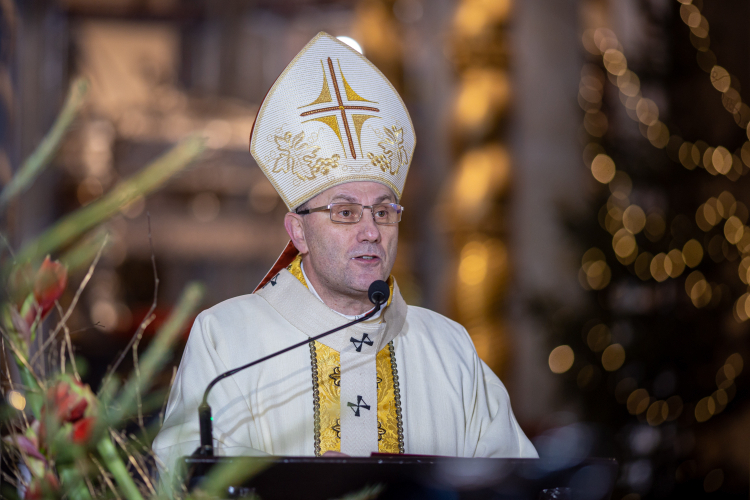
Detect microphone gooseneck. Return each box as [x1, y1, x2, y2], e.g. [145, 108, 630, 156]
[195, 279, 390, 457]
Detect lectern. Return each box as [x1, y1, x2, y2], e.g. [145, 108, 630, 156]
[181, 455, 618, 499]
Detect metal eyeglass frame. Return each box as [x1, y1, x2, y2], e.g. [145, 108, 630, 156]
[295, 203, 404, 225]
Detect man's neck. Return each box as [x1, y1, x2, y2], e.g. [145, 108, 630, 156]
[300, 262, 375, 317]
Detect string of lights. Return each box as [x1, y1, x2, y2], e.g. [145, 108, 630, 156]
[675, 0, 750, 133]
[553, 26, 749, 430]
[581, 28, 750, 314]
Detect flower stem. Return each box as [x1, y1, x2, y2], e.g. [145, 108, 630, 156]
[97, 436, 145, 500]
[59, 466, 94, 500]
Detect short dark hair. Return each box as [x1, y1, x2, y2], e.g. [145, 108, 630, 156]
[295, 201, 310, 214]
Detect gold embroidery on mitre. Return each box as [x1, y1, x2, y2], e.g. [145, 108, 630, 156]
[297, 57, 381, 160]
[288, 255, 401, 455]
[249, 33, 416, 211]
[338, 60, 377, 104]
[367, 126, 409, 176]
[271, 130, 340, 182]
[299, 61, 333, 108]
[352, 114, 380, 157]
[302, 115, 346, 158]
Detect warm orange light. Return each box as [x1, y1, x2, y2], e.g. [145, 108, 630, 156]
[454, 69, 509, 132]
[549, 346, 575, 374]
[601, 344, 625, 371]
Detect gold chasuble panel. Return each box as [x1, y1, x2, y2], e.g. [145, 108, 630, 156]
[288, 256, 403, 455]
[310, 341, 402, 455]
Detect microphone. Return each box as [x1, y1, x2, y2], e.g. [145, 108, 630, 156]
[195, 280, 390, 456]
[368, 280, 389, 307]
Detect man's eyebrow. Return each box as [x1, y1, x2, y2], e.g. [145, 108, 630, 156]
[373, 194, 396, 204]
[329, 193, 396, 204]
[330, 194, 359, 203]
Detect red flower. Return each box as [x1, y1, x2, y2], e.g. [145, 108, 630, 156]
[41, 376, 98, 447]
[26, 256, 67, 325]
[71, 417, 95, 444]
[50, 379, 88, 423]
[33, 256, 67, 318]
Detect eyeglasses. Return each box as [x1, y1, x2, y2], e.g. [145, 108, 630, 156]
[296, 203, 404, 225]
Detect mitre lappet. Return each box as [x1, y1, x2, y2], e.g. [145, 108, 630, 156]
[249, 32, 416, 286]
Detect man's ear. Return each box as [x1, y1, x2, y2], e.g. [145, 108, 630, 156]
[284, 212, 309, 254]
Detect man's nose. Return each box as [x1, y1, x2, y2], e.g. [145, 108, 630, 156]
[357, 207, 382, 241]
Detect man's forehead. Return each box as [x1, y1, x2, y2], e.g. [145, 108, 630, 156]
[316, 182, 397, 203]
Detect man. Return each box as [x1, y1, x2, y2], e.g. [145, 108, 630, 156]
[153, 32, 536, 475]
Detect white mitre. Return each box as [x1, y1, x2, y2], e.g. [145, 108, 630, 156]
[249, 32, 416, 210]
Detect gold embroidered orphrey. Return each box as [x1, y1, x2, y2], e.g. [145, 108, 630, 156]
[309, 340, 403, 456]
[299, 57, 381, 160]
[287, 256, 403, 456]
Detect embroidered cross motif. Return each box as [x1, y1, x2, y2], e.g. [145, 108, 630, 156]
[329, 367, 341, 387]
[299, 57, 380, 159]
[266, 273, 279, 288]
[377, 420, 386, 441]
[347, 396, 370, 417]
[350, 333, 374, 352]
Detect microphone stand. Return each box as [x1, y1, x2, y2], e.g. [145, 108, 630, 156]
[195, 292, 387, 457]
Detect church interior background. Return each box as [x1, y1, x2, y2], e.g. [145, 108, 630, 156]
[2, 0, 750, 498]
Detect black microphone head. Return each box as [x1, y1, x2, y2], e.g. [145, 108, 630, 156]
[368, 280, 390, 305]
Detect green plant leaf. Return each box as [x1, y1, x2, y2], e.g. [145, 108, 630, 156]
[58, 227, 111, 275]
[0, 78, 88, 210]
[14, 136, 205, 267]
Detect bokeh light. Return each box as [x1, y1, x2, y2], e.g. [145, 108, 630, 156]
[549, 345, 575, 374]
[682, 239, 704, 267]
[587, 324, 611, 352]
[601, 344, 625, 372]
[591, 154, 616, 183]
[7, 390, 25, 411]
[336, 36, 364, 54]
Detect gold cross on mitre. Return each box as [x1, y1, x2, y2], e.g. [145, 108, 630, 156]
[249, 32, 415, 211]
[299, 57, 380, 159]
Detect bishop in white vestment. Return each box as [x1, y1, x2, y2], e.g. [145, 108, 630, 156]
[152, 32, 537, 477]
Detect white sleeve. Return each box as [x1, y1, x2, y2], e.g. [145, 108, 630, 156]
[151, 312, 268, 482]
[467, 357, 538, 458]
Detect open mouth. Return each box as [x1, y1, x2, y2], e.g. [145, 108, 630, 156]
[353, 255, 380, 262]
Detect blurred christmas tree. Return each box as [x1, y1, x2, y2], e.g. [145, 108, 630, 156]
[541, 1, 750, 498]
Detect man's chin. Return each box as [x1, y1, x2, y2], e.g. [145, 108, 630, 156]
[348, 273, 389, 294]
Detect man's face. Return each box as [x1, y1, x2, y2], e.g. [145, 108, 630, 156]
[291, 181, 399, 302]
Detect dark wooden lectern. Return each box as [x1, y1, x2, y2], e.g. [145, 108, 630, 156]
[182, 455, 618, 499]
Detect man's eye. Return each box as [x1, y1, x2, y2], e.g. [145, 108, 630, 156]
[339, 210, 352, 217]
[375, 210, 387, 218]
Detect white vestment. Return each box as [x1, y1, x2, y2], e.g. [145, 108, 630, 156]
[152, 269, 537, 475]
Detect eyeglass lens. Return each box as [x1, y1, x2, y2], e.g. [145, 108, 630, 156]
[330, 203, 402, 224]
